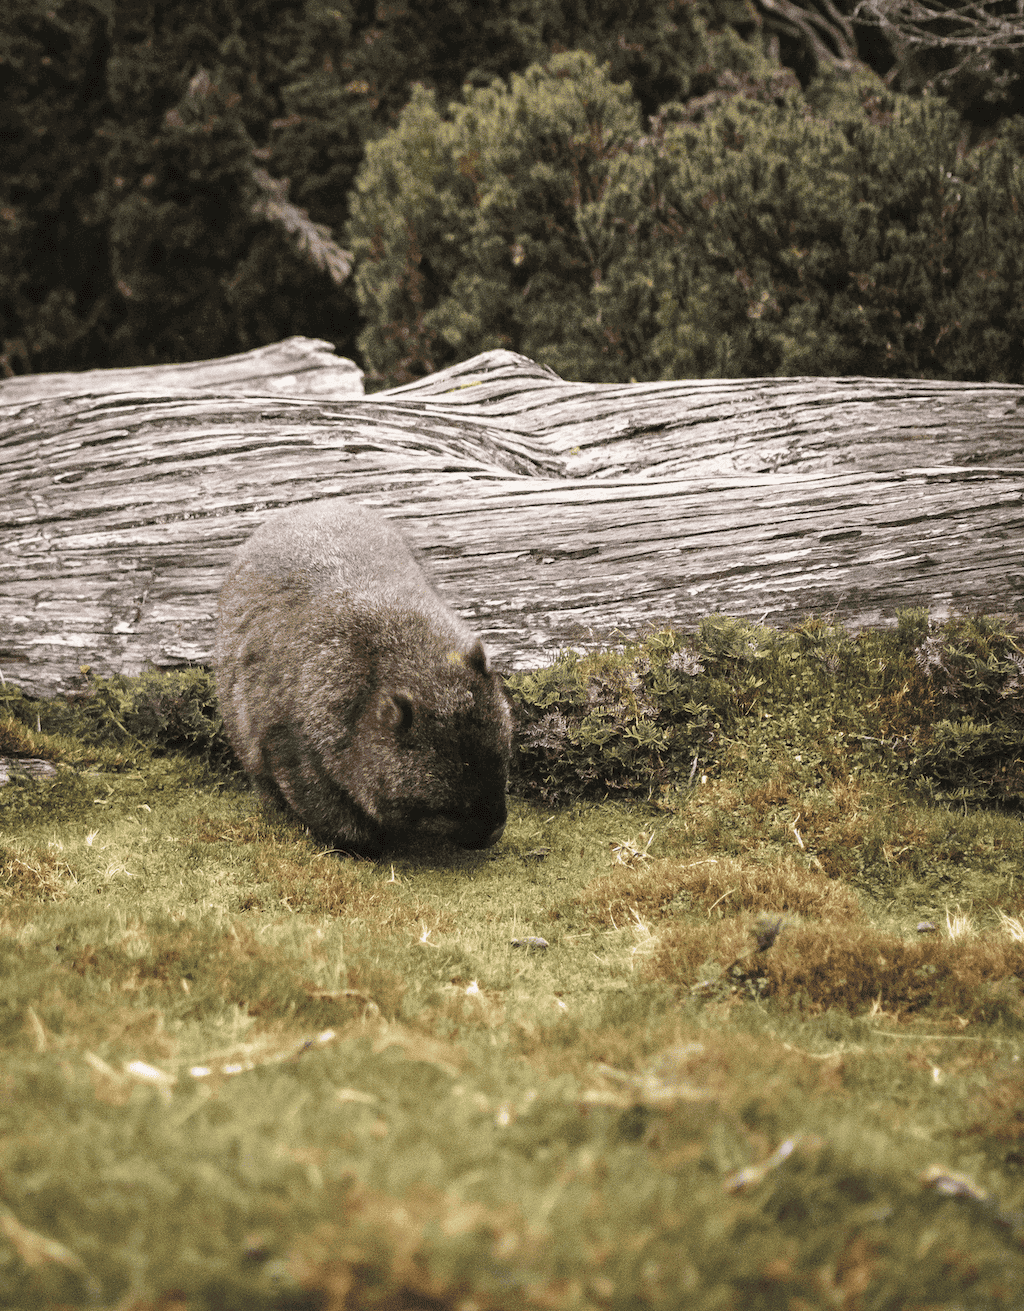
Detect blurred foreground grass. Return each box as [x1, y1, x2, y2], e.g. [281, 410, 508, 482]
[1, 613, 1023, 1309]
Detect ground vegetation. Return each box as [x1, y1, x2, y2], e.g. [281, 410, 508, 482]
[1, 612, 1023, 1305]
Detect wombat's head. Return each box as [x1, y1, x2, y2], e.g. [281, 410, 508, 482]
[327, 638, 512, 853]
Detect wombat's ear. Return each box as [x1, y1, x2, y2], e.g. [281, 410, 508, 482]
[383, 692, 415, 735]
[466, 640, 490, 677]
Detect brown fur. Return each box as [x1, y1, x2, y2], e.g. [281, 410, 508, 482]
[216, 500, 511, 858]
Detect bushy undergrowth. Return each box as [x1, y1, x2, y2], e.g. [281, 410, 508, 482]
[508, 609, 1024, 808]
[1, 668, 230, 769]
[6, 0, 1022, 381]
[3, 611, 1021, 816]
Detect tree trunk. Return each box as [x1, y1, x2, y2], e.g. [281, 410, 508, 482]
[2, 338, 1021, 698]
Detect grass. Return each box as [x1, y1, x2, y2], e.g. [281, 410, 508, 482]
[1, 618, 1024, 1309]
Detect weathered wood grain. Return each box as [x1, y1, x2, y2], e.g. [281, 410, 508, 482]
[2, 339, 1021, 697]
[0, 335, 364, 403]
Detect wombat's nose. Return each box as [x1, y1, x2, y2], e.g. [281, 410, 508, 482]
[459, 819, 506, 849]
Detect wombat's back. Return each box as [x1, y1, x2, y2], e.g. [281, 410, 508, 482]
[228, 501, 455, 620]
[216, 500, 511, 857]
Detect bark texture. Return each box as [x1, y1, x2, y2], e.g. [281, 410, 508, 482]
[2, 337, 1022, 697]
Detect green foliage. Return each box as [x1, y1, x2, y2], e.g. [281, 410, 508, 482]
[507, 629, 720, 804]
[648, 75, 1024, 381]
[937, 114, 1024, 381]
[0, 0, 117, 375]
[0, 0, 368, 374]
[1, 668, 230, 769]
[294, 0, 746, 130]
[5, 0, 1024, 382]
[913, 718, 1024, 805]
[0, 0, 785, 379]
[351, 55, 1024, 386]
[898, 614, 1024, 803]
[3, 0, 1024, 381]
[647, 82, 944, 376]
[524, 0, 778, 116]
[2, 610, 1018, 814]
[507, 612, 1024, 808]
[99, 3, 366, 368]
[349, 47, 795, 385]
[350, 52, 648, 384]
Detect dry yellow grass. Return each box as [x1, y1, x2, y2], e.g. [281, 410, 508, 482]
[0, 843, 79, 902]
[574, 852, 864, 927]
[646, 916, 1024, 1022]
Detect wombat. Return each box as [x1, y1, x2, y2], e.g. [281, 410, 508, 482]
[215, 500, 512, 858]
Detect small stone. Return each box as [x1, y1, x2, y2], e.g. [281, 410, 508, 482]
[511, 937, 548, 950]
[920, 1165, 987, 1202]
[916, 921, 938, 934]
[0, 756, 59, 786]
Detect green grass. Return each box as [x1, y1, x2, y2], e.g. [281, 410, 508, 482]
[2, 618, 1024, 1309]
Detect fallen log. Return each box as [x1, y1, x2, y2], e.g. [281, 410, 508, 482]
[2, 338, 1022, 697]
[0, 335, 364, 404]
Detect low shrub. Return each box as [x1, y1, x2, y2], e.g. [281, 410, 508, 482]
[1, 669, 232, 769]
[506, 628, 720, 804]
[350, 55, 1024, 385]
[508, 612, 1023, 808]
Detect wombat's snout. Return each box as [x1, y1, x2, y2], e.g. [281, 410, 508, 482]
[457, 802, 507, 849]
[474, 821, 506, 849]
